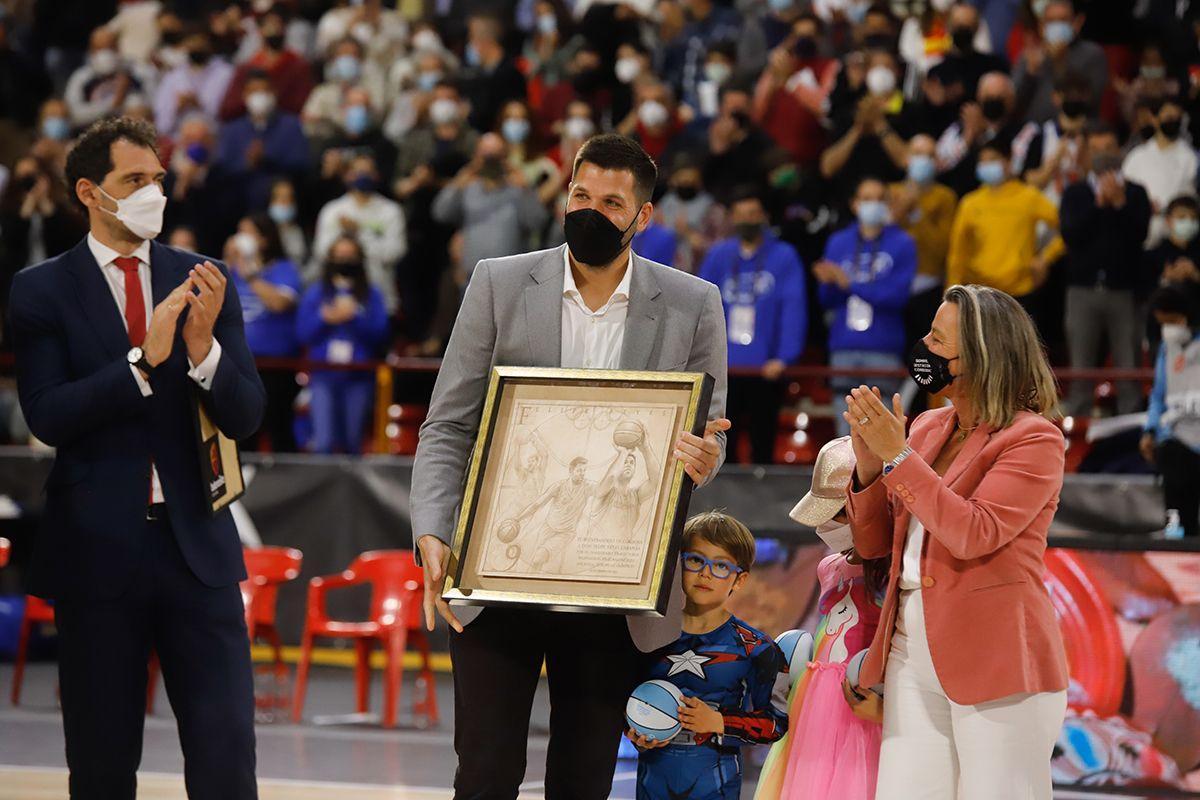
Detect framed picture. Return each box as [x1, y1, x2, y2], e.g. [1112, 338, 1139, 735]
[442, 367, 714, 616]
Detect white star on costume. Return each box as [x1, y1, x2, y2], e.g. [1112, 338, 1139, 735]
[666, 650, 711, 679]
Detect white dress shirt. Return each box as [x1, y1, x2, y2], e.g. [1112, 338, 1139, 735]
[560, 249, 633, 370]
[899, 513, 924, 590]
[87, 233, 222, 503]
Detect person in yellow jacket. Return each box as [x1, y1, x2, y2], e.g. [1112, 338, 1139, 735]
[947, 139, 1065, 327]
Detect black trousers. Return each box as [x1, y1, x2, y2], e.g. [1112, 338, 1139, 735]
[1157, 438, 1200, 538]
[53, 517, 257, 799]
[256, 368, 299, 452]
[725, 375, 783, 464]
[448, 607, 651, 800]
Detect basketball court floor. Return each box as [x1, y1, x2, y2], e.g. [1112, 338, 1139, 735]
[0, 661, 1190, 800]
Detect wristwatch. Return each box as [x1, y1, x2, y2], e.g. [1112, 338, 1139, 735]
[882, 446, 913, 476]
[127, 346, 154, 377]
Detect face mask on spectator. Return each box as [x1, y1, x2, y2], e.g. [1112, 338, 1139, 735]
[846, 1, 869, 24]
[417, 71, 442, 92]
[735, 221, 763, 243]
[564, 208, 638, 266]
[188, 47, 212, 67]
[770, 165, 799, 190]
[1032, 0, 1050, 17]
[97, 182, 167, 241]
[1139, 123, 1156, 140]
[246, 91, 276, 118]
[794, 36, 818, 58]
[1060, 99, 1088, 119]
[502, 117, 531, 144]
[351, 23, 374, 44]
[1090, 152, 1121, 175]
[1159, 118, 1183, 140]
[269, 203, 296, 224]
[330, 260, 364, 281]
[42, 116, 70, 142]
[814, 520, 854, 552]
[863, 33, 892, 50]
[1042, 20, 1074, 46]
[980, 97, 1007, 122]
[185, 142, 210, 164]
[908, 339, 957, 393]
[536, 13, 557, 34]
[479, 156, 506, 181]
[348, 173, 375, 193]
[90, 49, 119, 76]
[330, 54, 361, 83]
[976, 160, 1006, 186]
[951, 27, 975, 51]
[1162, 323, 1194, 347]
[856, 199, 889, 228]
[675, 184, 700, 201]
[768, 0, 792, 12]
[908, 153, 935, 184]
[638, 100, 670, 129]
[344, 105, 370, 136]
[1141, 65, 1166, 81]
[866, 66, 896, 96]
[564, 116, 594, 140]
[930, 0, 955, 12]
[234, 232, 259, 259]
[263, 33, 286, 52]
[412, 29, 442, 52]
[465, 42, 482, 67]
[1170, 216, 1199, 243]
[160, 47, 188, 69]
[615, 57, 642, 84]
[429, 98, 460, 126]
[704, 62, 732, 85]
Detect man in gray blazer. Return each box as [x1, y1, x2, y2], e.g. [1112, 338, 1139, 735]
[411, 135, 730, 800]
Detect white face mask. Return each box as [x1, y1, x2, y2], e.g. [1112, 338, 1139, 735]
[412, 29, 442, 52]
[246, 91, 276, 118]
[97, 183, 167, 241]
[866, 66, 896, 97]
[615, 57, 642, 84]
[1162, 323, 1193, 347]
[815, 520, 854, 552]
[930, 0, 954, 11]
[638, 99, 669, 129]
[429, 98, 460, 126]
[233, 232, 259, 259]
[91, 49, 119, 76]
[564, 116, 594, 140]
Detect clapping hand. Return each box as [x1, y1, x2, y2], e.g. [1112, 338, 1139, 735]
[182, 261, 226, 364]
[844, 386, 907, 463]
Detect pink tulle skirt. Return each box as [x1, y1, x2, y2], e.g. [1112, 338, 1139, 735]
[778, 660, 880, 800]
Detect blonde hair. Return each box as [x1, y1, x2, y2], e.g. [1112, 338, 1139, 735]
[683, 510, 756, 571]
[943, 284, 1060, 428]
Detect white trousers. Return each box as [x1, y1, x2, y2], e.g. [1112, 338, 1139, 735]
[874, 589, 1066, 800]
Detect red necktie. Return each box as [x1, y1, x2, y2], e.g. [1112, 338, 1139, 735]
[114, 256, 146, 346]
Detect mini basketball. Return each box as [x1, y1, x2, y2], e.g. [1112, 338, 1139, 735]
[497, 518, 520, 543]
[505, 544, 521, 560]
[625, 680, 684, 742]
[613, 420, 645, 449]
[775, 629, 814, 684]
[845, 649, 881, 694]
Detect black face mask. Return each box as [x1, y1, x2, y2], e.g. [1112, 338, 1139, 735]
[950, 27, 975, 52]
[675, 185, 699, 201]
[1160, 118, 1183, 140]
[794, 36, 818, 59]
[188, 49, 212, 66]
[263, 34, 285, 52]
[981, 98, 1007, 122]
[735, 222, 763, 243]
[572, 68, 602, 95]
[863, 33, 893, 50]
[478, 157, 505, 180]
[1061, 99, 1088, 119]
[162, 30, 185, 46]
[18, 174, 38, 191]
[330, 260, 365, 279]
[564, 208, 637, 267]
[908, 340, 956, 394]
[1139, 123, 1157, 140]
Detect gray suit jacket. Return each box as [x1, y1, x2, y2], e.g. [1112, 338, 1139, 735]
[410, 244, 728, 652]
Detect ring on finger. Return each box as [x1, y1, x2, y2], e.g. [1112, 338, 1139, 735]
[859, 416, 870, 426]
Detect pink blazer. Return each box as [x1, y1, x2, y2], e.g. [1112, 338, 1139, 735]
[846, 405, 1070, 706]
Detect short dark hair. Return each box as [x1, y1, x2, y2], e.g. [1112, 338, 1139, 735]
[572, 134, 658, 204]
[1149, 283, 1199, 326]
[684, 510, 756, 571]
[245, 211, 286, 263]
[65, 116, 160, 210]
[1166, 194, 1199, 216]
[727, 184, 765, 209]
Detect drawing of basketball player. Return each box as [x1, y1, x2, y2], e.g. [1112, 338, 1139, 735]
[590, 437, 659, 541]
[511, 457, 595, 573]
[499, 429, 550, 515]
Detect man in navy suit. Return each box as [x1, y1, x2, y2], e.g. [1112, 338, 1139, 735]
[9, 117, 265, 799]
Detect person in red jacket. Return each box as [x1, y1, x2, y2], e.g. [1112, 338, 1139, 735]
[843, 283, 1069, 800]
[218, 10, 314, 122]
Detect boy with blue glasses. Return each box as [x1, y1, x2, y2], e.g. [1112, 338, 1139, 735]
[629, 511, 788, 799]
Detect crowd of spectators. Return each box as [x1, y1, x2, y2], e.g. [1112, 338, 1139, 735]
[1, 0, 1199, 462]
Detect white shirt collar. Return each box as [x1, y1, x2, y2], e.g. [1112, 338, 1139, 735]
[562, 247, 633, 310]
[87, 231, 151, 269]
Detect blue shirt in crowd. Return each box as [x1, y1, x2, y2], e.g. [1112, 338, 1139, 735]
[296, 283, 390, 373]
[818, 223, 917, 358]
[698, 234, 807, 368]
[632, 223, 678, 268]
[232, 258, 303, 357]
[1146, 331, 1200, 453]
[216, 111, 309, 211]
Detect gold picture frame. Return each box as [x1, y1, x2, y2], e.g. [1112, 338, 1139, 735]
[442, 367, 714, 616]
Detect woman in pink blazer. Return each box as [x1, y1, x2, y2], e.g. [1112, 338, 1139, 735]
[842, 284, 1069, 800]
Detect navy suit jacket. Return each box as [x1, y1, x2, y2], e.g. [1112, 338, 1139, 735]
[9, 238, 267, 599]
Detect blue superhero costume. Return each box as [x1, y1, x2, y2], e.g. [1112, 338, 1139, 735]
[636, 616, 788, 800]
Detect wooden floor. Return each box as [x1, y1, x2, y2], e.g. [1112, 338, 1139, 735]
[0, 767, 546, 800]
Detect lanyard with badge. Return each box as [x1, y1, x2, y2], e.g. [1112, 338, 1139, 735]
[845, 232, 882, 333]
[727, 248, 768, 346]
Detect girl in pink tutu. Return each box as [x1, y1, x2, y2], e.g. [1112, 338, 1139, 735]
[755, 436, 887, 800]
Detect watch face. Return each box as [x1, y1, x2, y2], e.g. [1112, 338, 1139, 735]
[128, 347, 144, 364]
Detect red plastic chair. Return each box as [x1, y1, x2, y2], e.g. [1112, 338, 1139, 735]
[292, 550, 438, 728]
[242, 546, 304, 667]
[0, 538, 10, 568]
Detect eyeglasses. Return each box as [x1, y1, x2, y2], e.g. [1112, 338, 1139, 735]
[680, 551, 744, 580]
